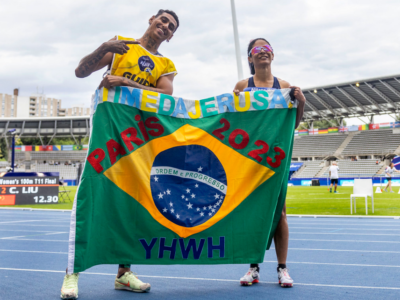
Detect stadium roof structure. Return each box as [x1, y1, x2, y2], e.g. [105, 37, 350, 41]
[0, 116, 89, 145]
[302, 74, 400, 122]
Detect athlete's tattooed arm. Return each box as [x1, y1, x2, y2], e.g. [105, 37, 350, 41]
[99, 74, 175, 95]
[75, 37, 141, 78]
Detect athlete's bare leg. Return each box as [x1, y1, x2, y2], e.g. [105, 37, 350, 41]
[385, 181, 391, 191]
[274, 203, 288, 264]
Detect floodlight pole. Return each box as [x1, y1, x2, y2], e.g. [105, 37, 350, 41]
[230, 0, 244, 81]
[11, 134, 15, 173]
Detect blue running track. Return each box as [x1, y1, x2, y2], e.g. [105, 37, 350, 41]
[0, 209, 400, 299]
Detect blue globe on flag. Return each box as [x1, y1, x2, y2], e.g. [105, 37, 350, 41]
[150, 145, 227, 227]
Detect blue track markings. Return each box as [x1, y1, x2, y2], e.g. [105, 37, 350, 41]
[0, 209, 399, 300]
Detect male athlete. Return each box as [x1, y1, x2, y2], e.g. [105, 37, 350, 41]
[329, 161, 339, 193]
[61, 9, 179, 300]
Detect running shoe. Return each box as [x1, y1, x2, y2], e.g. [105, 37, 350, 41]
[60, 273, 79, 299]
[390, 191, 394, 193]
[115, 271, 151, 293]
[334, 191, 338, 193]
[329, 189, 332, 193]
[240, 267, 259, 286]
[384, 189, 388, 192]
[278, 268, 293, 287]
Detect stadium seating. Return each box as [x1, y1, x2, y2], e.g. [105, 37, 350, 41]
[292, 134, 347, 157]
[342, 129, 400, 156]
[15, 151, 87, 162]
[322, 160, 382, 177]
[0, 163, 80, 180]
[292, 160, 324, 178]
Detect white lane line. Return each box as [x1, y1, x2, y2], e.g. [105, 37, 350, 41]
[0, 232, 67, 240]
[0, 220, 51, 224]
[0, 235, 27, 239]
[44, 232, 68, 236]
[0, 229, 68, 233]
[288, 222, 400, 227]
[0, 224, 69, 228]
[3, 246, 399, 255]
[263, 260, 400, 268]
[0, 220, 70, 224]
[0, 267, 399, 290]
[289, 227, 400, 231]
[290, 232, 400, 236]
[273, 247, 400, 254]
[0, 216, 70, 219]
[1, 237, 398, 244]
[291, 238, 400, 244]
[1, 238, 68, 242]
[288, 219, 400, 224]
[0, 249, 67, 254]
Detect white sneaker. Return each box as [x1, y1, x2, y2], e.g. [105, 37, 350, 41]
[278, 268, 293, 287]
[240, 267, 259, 286]
[115, 271, 151, 293]
[60, 273, 79, 299]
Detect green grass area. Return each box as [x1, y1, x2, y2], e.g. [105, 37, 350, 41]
[2, 185, 400, 216]
[286, 186, 400, 216]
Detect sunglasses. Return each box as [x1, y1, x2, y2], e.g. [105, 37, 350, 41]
[249, 45, 273, 56]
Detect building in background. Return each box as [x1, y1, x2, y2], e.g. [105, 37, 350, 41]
[0, 89, 18, 117]
[0, 89, 89, 118]
[67, 107, 90, 116]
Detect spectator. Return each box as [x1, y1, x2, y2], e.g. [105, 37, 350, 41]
[329, 161, 340, 193]
[384, 162, 400, 193]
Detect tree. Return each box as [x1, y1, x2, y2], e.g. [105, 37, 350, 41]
[0, 138, 8, 160]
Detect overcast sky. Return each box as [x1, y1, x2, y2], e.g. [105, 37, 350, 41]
[0, 0, 399, 124]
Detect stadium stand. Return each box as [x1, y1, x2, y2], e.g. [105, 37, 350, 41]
[32, 164, 79, 180]
[342, 129, 400, 156]
[293, 134, 347, 158]
[0, 163, 79, 180]
[292, 161, 324, 178]
[14, 151, 87, 162]
[322, 160, 383, 177]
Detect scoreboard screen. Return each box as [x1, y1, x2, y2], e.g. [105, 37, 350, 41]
[0, 175, 59, 205]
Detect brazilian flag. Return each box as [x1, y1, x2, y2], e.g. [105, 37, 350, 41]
[68, 87, 297, 273]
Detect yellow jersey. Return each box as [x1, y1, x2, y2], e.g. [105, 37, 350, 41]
[110, 35, 177, 88]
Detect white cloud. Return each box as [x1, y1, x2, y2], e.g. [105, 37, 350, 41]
[0, 0, 399, 125]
